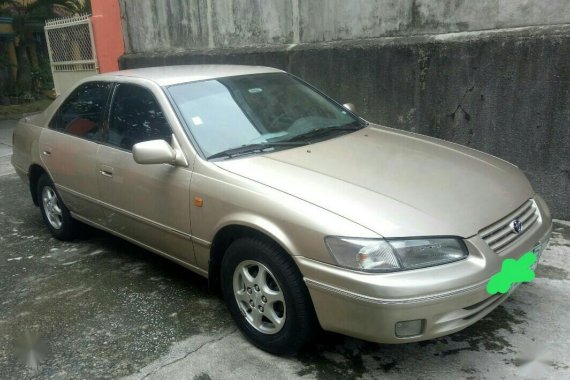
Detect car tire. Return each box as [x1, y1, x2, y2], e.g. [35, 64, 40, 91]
[37, 174, 77, 241]
[221, 237, 317, 355]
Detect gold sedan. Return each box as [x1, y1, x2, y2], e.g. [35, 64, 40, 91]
[11, 65, 552, 354]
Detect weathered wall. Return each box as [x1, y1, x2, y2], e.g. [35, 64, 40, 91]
[120, 0, 570, 52]
[119, 1, 570, 219]
[120, 25, 570, 218]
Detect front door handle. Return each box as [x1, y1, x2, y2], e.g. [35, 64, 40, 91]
[99, 165, 114, 178]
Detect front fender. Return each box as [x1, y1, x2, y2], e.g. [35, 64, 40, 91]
[189, 159, 379, 271]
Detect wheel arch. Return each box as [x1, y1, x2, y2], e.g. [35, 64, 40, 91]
[207, 223, 297, 294]
[28, 164, 49, 206]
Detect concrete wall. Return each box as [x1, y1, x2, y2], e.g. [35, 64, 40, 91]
[118, 1, 570, 219]
[120, 0, 570, 52]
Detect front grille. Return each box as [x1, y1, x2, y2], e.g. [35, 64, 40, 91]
[479, 199, 540, 253]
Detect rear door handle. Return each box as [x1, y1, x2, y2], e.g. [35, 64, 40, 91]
[42, 150, 51, 156]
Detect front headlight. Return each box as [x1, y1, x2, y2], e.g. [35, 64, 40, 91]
[324, 236, 468, 272]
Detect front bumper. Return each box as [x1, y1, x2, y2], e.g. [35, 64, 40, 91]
[296, 196, 553, 344]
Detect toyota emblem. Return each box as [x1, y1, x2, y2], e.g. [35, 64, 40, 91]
[510, 219, 523, 234]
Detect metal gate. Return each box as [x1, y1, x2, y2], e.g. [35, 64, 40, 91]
[44, 14, 98, 96]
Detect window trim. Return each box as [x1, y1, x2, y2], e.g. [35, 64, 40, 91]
[48, 81, 113, 143]
[100, 82, 175, 153]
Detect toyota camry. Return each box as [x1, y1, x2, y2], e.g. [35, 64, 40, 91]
[11, 65, 552, 354]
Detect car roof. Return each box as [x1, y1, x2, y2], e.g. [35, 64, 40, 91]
[99, 65, 285, 86]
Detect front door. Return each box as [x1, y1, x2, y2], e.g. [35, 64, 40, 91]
[95, 83, 195, 264]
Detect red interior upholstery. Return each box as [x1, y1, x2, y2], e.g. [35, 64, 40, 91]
[66, 118, 96, 137]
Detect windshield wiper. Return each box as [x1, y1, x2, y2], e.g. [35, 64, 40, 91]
[207, 142, 306, 160]
[286, 122, 365, 143]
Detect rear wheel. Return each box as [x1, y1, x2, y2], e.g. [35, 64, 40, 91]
[37, 174, 77, 240]
[221, 237, 317, 355]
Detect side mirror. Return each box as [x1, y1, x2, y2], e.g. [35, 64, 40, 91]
[343, 103, 356, 113]
[132, 139, 176, 165]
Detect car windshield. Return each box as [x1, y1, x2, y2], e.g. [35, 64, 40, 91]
[167, 73, 364, 159]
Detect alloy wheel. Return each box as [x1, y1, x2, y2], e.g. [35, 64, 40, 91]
[42, 186, 63, 230]
[232, 260, 286, 334]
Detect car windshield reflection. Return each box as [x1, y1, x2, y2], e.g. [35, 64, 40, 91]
[168, 73, 364, 159]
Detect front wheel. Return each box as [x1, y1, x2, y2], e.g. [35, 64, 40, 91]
[37, 174, 77, 240]
[221, 237, 317, 355]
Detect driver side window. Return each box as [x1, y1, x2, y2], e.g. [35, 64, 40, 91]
[107, 84, 172, 151]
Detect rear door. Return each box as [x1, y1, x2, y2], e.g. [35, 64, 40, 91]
[39, 81, 112, 220]
[95, 82, 195, 264]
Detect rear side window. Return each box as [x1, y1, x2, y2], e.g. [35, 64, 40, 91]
[106, 84, 172, 151]
[49, 82, 111, 140]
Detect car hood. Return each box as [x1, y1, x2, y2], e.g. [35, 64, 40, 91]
[215, 125, 534, 238]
